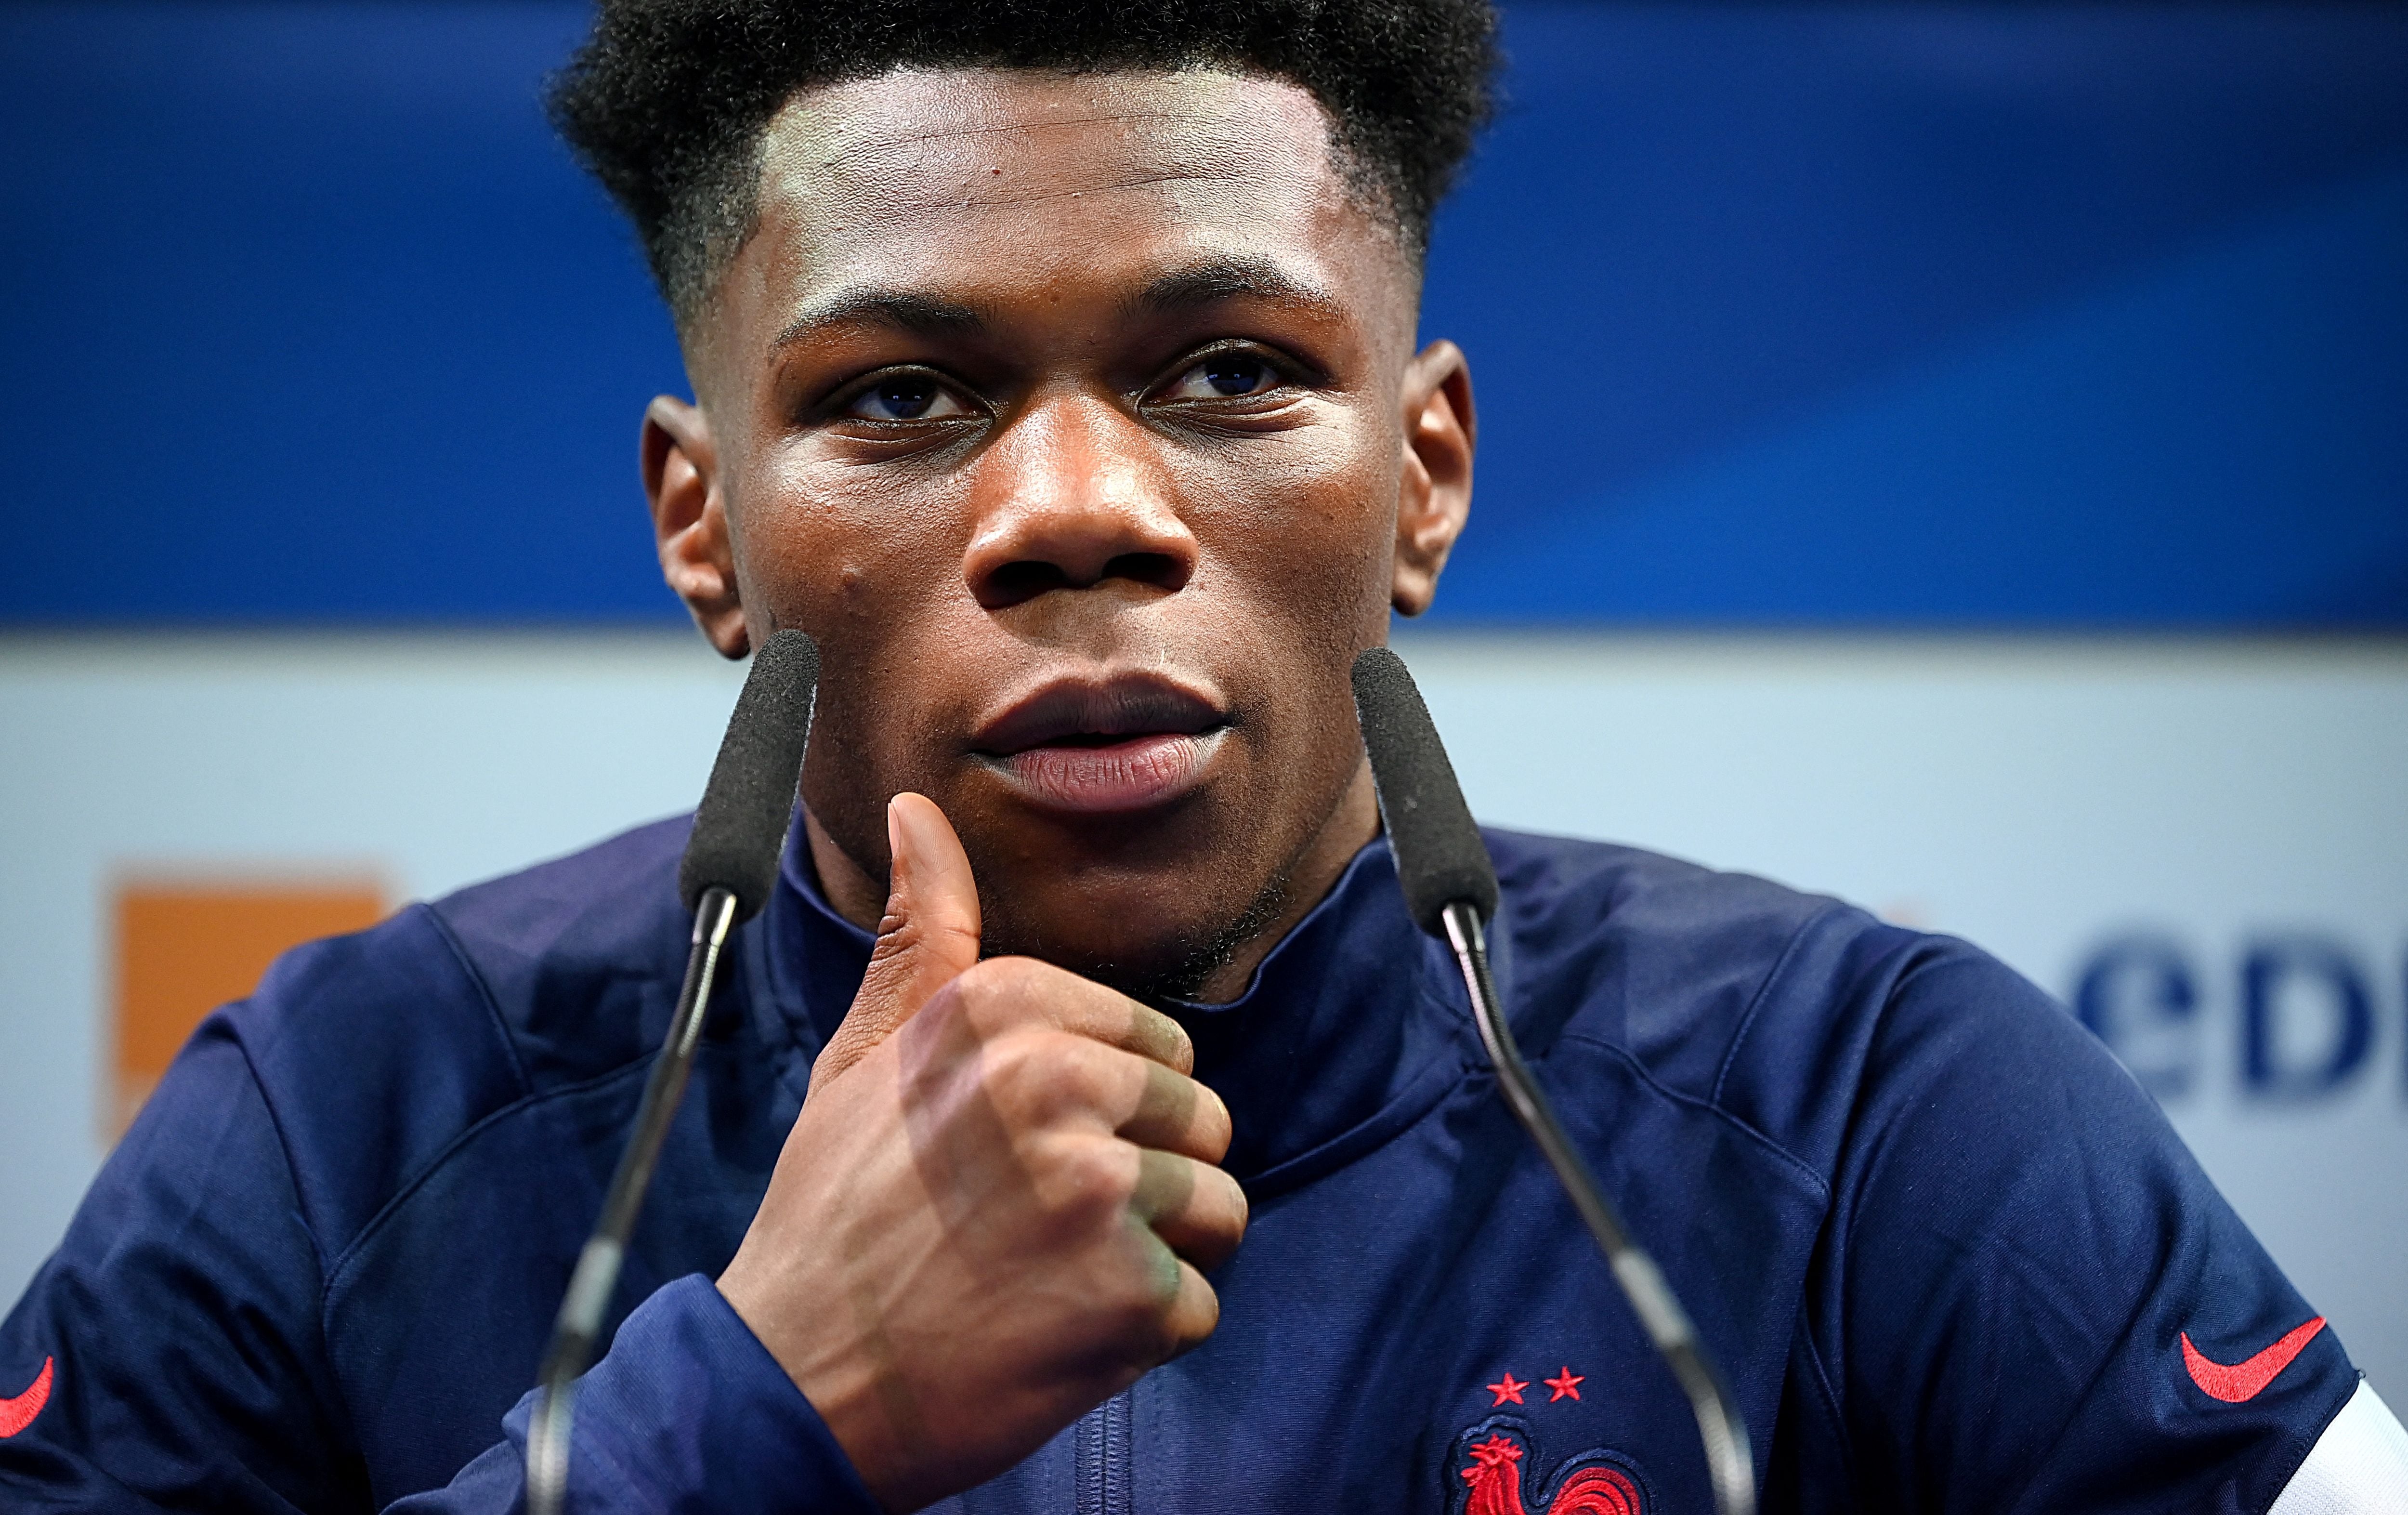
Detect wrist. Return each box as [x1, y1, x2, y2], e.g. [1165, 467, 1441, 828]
[714, 1265, 911, 1513]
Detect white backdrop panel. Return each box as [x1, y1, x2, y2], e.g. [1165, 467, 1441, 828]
[0, 632, 2400, 1397]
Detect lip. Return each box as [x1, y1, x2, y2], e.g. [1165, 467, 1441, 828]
[971, 675, 1231, 814]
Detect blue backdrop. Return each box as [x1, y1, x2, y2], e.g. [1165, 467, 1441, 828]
[3, 1, 2404, 627]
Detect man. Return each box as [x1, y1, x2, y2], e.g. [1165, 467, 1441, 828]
[4, 1, 2401, 1510]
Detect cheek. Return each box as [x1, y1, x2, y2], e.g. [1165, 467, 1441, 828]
[738, 448, 978, 632]
[733, 453, 994, 804]
[1170, 424, 1400, 814]
[1180, 424, 1400, 636]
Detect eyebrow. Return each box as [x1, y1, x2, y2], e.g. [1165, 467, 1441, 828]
[1123, 256, 1344, 323]
[773, 288, 987, 348]
[771, 255, 1343, 350]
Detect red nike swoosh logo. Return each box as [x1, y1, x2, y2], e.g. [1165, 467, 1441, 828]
[2182, 1317, 2325, 1403]
[0, 1356, 52, 1438]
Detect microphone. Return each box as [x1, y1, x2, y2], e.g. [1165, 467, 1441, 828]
[1349, 647, 1757, 1515]
[526, 629, 821, 1515]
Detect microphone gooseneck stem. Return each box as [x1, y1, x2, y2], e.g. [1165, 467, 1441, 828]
[526, 884, 739, 1515]
[1440, 900, 1757, 1515]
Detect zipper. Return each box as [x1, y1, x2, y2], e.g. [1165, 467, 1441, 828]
[1072, 1388, 1133, 1515]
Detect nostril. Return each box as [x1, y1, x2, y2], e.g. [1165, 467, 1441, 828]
[980, 552, 1190, 608]
[987, 560, 1071, 606]
[1103, 552, 1187, 591]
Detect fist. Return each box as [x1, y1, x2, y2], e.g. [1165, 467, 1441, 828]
[717, 794, 1248, 1512]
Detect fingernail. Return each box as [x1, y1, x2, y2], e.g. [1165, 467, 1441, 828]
[890, 792, 946, 866]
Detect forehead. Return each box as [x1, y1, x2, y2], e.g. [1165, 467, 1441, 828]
[710, 67, 1410, 356]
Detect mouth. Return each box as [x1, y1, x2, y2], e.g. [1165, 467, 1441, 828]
[970, 675, 1232, 814]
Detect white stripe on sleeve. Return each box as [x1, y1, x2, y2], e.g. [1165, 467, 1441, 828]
[2268, 1381, 2408, 1515]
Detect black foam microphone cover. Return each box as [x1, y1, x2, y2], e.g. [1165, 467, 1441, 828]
[1350, 647, 1499, 935]
[678, 629, 821, 921]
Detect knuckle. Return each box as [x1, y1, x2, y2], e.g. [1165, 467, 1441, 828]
[1134, 1311, 1181, 1364]
[1106, 1269, 1180, 1354]
[955, 956, 1052, 1027]
[1034, 1133, 1135, 1225]
[864, 912, 922, 966]
[903, 974, 966, 1033]
[946, 959, 1008, 1018]
[982, 1030, 1090, 1124]
[979, 954, 1049, 998]
[1145, 1278, 1205, 1358]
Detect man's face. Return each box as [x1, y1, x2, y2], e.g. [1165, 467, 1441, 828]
[650, 67, 1473, 995]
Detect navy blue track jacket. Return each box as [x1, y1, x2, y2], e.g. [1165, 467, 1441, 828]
[0, 817, 2360, 1512]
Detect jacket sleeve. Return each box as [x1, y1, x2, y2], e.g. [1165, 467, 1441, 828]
[0, 1022, 879, 1515]
[1828, 944, 2362, 1515]
[392, 1277, 883, 1515]
[0, 1025, 362, 1511]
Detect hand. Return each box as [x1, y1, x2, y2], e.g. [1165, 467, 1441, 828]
[717, 793, 1247, 1513]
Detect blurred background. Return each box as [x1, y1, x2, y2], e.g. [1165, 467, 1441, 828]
[2, 0, 2403, 1402]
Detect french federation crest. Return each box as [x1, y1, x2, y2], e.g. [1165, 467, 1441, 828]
[1449, 1414, 1649, 1515]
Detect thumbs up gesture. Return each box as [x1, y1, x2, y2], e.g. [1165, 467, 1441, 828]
[718, 794, 1247, 1512]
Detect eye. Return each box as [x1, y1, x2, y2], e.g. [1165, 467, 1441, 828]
[842, 372, 972, 422]
[1161, 350, 1285, 401]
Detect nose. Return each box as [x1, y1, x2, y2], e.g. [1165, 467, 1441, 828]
[962, 393, 1198, 611]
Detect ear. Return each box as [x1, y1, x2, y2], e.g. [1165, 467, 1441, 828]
[1391, 340, 1474, 618]
[643, 395, 749, 659]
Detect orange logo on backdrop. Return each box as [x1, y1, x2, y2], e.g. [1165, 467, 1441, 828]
[110, 880, 386, 1141]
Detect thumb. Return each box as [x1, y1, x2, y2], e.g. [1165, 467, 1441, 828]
[809, 792, 982, 1094]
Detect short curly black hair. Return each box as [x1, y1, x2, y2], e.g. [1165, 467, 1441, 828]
[548, 0, 1500, 324]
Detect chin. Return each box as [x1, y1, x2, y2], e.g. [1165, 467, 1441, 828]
[980, 864, 1290, 1001]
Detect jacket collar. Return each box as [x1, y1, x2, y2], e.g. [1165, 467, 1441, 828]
[761, 815, 1481, 1191]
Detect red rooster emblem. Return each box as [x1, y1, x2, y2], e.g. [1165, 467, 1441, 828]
[1460, 1430, 1643, 1515]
